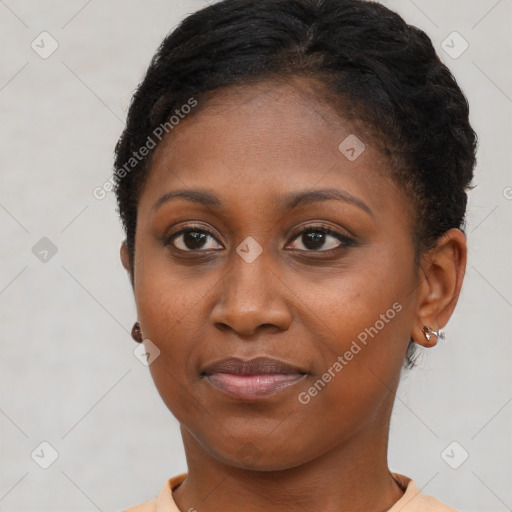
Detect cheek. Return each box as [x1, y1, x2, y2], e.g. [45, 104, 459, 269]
[307, 241, 412, 328]
[133, 237, 206, 338]
[298, 244, 415, 383]
[135, 275, 203, 371]
[132, 245, 222, 417]
[285, 265, 413, 451]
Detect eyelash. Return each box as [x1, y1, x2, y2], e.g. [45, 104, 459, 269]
[165, 224, 355, 253]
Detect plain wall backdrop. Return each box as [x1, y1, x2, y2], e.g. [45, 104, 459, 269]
[0, 1, 511, 511]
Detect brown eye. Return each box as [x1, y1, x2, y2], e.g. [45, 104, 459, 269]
[287, 227, 354, 251]
[168, 229, 223, 251]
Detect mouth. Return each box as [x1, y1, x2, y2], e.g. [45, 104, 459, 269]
[200, 357, 309, 401]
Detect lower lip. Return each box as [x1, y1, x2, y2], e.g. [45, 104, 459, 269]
[204, 373, 307, 400]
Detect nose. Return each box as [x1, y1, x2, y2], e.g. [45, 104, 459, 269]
[209, 250, 292, 337]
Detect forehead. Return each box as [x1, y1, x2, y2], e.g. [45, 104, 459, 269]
[138, 79, 405, 221]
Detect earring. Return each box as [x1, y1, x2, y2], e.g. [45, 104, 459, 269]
[131, 321, 143, 343]
[422, 325, 446, 345]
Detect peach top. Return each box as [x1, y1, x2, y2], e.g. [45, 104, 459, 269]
[123, 472, 458, 511]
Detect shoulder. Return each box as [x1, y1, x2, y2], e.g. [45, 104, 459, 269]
[121, 473, 187, 512]
[390, 473, 459, 512]
[121, 498, 157, 512]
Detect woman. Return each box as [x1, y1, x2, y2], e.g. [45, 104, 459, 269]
[114, 0, 476, 510]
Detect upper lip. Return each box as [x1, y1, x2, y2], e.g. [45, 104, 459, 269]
[201, 357, 308, 376]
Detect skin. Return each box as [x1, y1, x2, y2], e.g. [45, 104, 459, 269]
[120, 78, 467, 512]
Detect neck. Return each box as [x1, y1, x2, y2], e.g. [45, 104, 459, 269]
[172, 423, 404, 512]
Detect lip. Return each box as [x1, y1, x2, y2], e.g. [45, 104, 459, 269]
[201, 356, 307, 376]
[201, 357, 309, 400]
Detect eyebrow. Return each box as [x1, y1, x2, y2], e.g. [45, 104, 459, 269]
[284, 188, 373, 216]
[151, 188, 373, 216]
[151, 189, 222, 213]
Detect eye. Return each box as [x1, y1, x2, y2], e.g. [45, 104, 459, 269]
[287, 226, 354, 251]
[167, 228, 223, 252]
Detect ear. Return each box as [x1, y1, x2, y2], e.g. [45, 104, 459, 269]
[411, 228, 467, 347]
[120, 240, 134, 288]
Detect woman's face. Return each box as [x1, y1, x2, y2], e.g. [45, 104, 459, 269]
[123, 79, 421, 470]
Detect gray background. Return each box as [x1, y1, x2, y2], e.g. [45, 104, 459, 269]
[0, 1, 511, 511]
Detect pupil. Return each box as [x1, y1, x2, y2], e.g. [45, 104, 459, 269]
[185, 231, 206, 249]
[304, 232, 325, 250]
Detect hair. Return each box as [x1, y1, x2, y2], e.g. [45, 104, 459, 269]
[113, 0, 477, 369]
